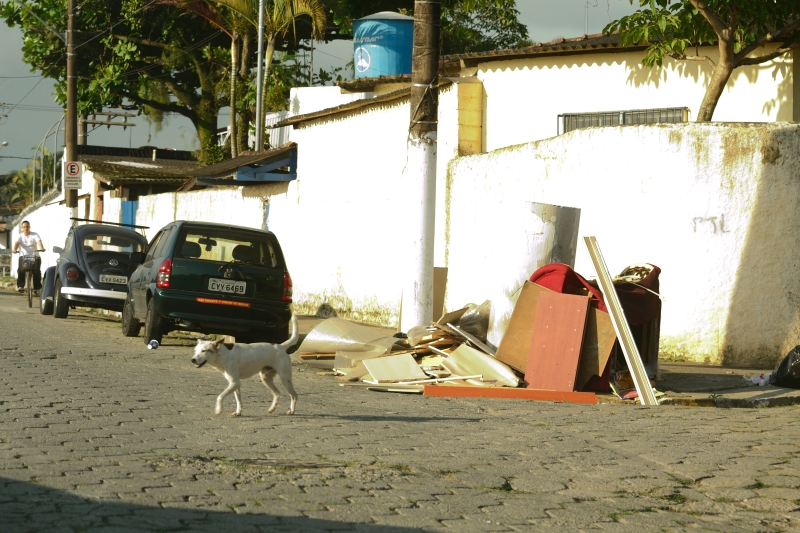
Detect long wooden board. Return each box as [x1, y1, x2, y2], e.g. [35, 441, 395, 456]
[524, 291, 589, 391]
[423, 385, 598, 404]
[583, 236, 658, 406]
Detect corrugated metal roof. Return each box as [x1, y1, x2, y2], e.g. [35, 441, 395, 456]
[192, 142, 297, 179]
[80, 154, 201, 184]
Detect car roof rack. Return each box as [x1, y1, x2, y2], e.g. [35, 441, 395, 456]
[70, 217, 149, 237]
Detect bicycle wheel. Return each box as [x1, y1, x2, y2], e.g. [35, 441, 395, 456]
[26, 272, 32, 308]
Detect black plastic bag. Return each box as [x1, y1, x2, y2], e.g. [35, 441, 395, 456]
[769, 346, 800, 388]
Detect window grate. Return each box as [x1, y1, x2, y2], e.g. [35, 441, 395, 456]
[557, 107, 690, 135]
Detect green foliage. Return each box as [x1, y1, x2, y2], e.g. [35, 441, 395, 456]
[330, 0, 528, 54]
[198, 141, 226, 165]
[0, 0, 232, 153]
[0, 147, 61, 207]
[440, 0, 529, 54]
[605, 1, 800, 68]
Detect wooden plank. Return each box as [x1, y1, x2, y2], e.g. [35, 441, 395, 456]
[583, 236, 658, 406]
[446, 322, 496, 356]
[525, 291, 589, 392]
[423, 385, 598, 404]
[575, 309, 616, 390]
[495, 282, 555, 372]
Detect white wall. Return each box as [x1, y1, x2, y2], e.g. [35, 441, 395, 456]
[446, 122, 799, 367]
[478, 44, 792, 152]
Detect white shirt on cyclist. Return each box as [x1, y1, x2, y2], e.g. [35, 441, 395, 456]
[16, 232, 43, 257]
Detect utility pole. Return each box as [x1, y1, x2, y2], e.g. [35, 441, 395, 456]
[64, 0, 77, 209]
[400, 0, 440, 331]
[254, 0, 265, 150]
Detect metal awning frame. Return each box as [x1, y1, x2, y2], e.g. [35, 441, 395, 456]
[196, 147, 297, 186]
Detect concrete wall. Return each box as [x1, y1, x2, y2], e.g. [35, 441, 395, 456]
[477, 44, 793, 152]
[446, 122, 800, 367]
[132, 187, 264, 241]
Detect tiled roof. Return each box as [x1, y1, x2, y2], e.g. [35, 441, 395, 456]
[337, 74, 412, 92]
[274, 83, 454, 129]
[441, 33, 641, 68]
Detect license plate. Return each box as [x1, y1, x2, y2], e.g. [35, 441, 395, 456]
[99, 274, 127, 285]
[208, 278, 246, 294]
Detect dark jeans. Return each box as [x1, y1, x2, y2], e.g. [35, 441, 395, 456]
[17, 256, 42, 290]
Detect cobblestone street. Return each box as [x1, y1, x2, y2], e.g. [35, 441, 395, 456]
[2, 289, 800, 532]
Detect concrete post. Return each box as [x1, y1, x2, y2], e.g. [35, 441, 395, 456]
[400, 0, 441, 331]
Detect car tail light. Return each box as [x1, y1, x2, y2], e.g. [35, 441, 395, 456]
[66, 267, 80, 281]
[156, 259, 172, 289]
[281, 271, 293, 303]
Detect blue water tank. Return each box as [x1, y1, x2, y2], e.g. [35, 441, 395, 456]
[352, 12, 413, 79]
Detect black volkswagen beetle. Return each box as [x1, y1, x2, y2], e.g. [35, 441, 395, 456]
[41, 223, 148, 318]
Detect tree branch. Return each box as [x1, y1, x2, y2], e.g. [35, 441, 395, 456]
[686, 0, 730, 39]
[112, 34, 171, 50]
[737, 38, 800, 66]
[118, 90, 195, 120]
[667, 51, 716, 68]
[736, 18, 800, 62]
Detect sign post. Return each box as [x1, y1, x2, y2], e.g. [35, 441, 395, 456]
[64, 160, 82, 190]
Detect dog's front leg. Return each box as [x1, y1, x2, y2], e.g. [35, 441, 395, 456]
[232, 390, 243, 417]
[215, 379, 240, 415]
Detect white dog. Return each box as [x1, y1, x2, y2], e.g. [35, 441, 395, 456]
[191, 315, 299, 416]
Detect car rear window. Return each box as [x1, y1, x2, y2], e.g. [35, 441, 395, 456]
[176, 228, 283, 268]
[83, 233, 143, 253]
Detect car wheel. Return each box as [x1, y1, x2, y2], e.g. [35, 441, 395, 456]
[122, 296, 141, 337]
[39, 290, 53, 315]
[53, 278, 69, 319]
[144, 298, 164, 345]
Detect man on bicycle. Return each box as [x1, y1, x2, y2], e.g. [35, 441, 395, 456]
[13, 220, 44, 295]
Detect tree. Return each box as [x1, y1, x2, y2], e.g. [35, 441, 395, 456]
[1, 0, 232, 161]
[328, 0, 528, 55]
[0, 147, 61, 207]
[212, 0, 326, 150]
[605, 1, 800, 122]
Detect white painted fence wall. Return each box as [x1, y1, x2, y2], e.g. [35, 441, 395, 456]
[446, 122, 800, 367]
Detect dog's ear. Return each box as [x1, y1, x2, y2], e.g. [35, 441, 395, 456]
[213, 338, 225, 350]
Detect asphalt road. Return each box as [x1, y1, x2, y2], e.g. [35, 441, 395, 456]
[2, 290, 800, 532]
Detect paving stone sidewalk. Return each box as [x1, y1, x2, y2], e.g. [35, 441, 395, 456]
[2, 290, 800, 532]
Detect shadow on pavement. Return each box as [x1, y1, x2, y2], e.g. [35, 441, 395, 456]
[1, 477, 423, 532]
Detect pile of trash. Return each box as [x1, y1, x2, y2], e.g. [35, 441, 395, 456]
[295, 303, 521, 392]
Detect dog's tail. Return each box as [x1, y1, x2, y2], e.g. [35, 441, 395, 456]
[281, 314, 299, 349]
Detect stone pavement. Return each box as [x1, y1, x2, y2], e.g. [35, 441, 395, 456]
[3, 290, 800, 532]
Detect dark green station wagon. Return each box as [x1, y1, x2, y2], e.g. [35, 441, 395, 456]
[122, 221, 293, 345]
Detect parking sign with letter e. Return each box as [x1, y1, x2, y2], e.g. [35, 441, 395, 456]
[64, 161, 83, 190]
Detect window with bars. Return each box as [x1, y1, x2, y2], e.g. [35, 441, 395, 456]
[557, 107, 690, 135]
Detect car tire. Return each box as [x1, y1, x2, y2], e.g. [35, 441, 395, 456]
[53, 278, 69, 319]
[144, 298, 164, 345]
[40, 291, 53, 315]
[122, 296, 141, 337]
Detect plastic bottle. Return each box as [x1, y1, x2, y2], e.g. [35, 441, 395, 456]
[147, 340, 159, 350]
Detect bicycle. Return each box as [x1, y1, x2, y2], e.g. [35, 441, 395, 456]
[18, 252, 37, 308]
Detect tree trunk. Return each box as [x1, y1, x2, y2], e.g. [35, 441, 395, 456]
[238, 34, 252, 153]
[696, 36, 736, 122]
[259, 36, 276, 150]
[230, 31, 239, 159]
[194, 103, 219, 162]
